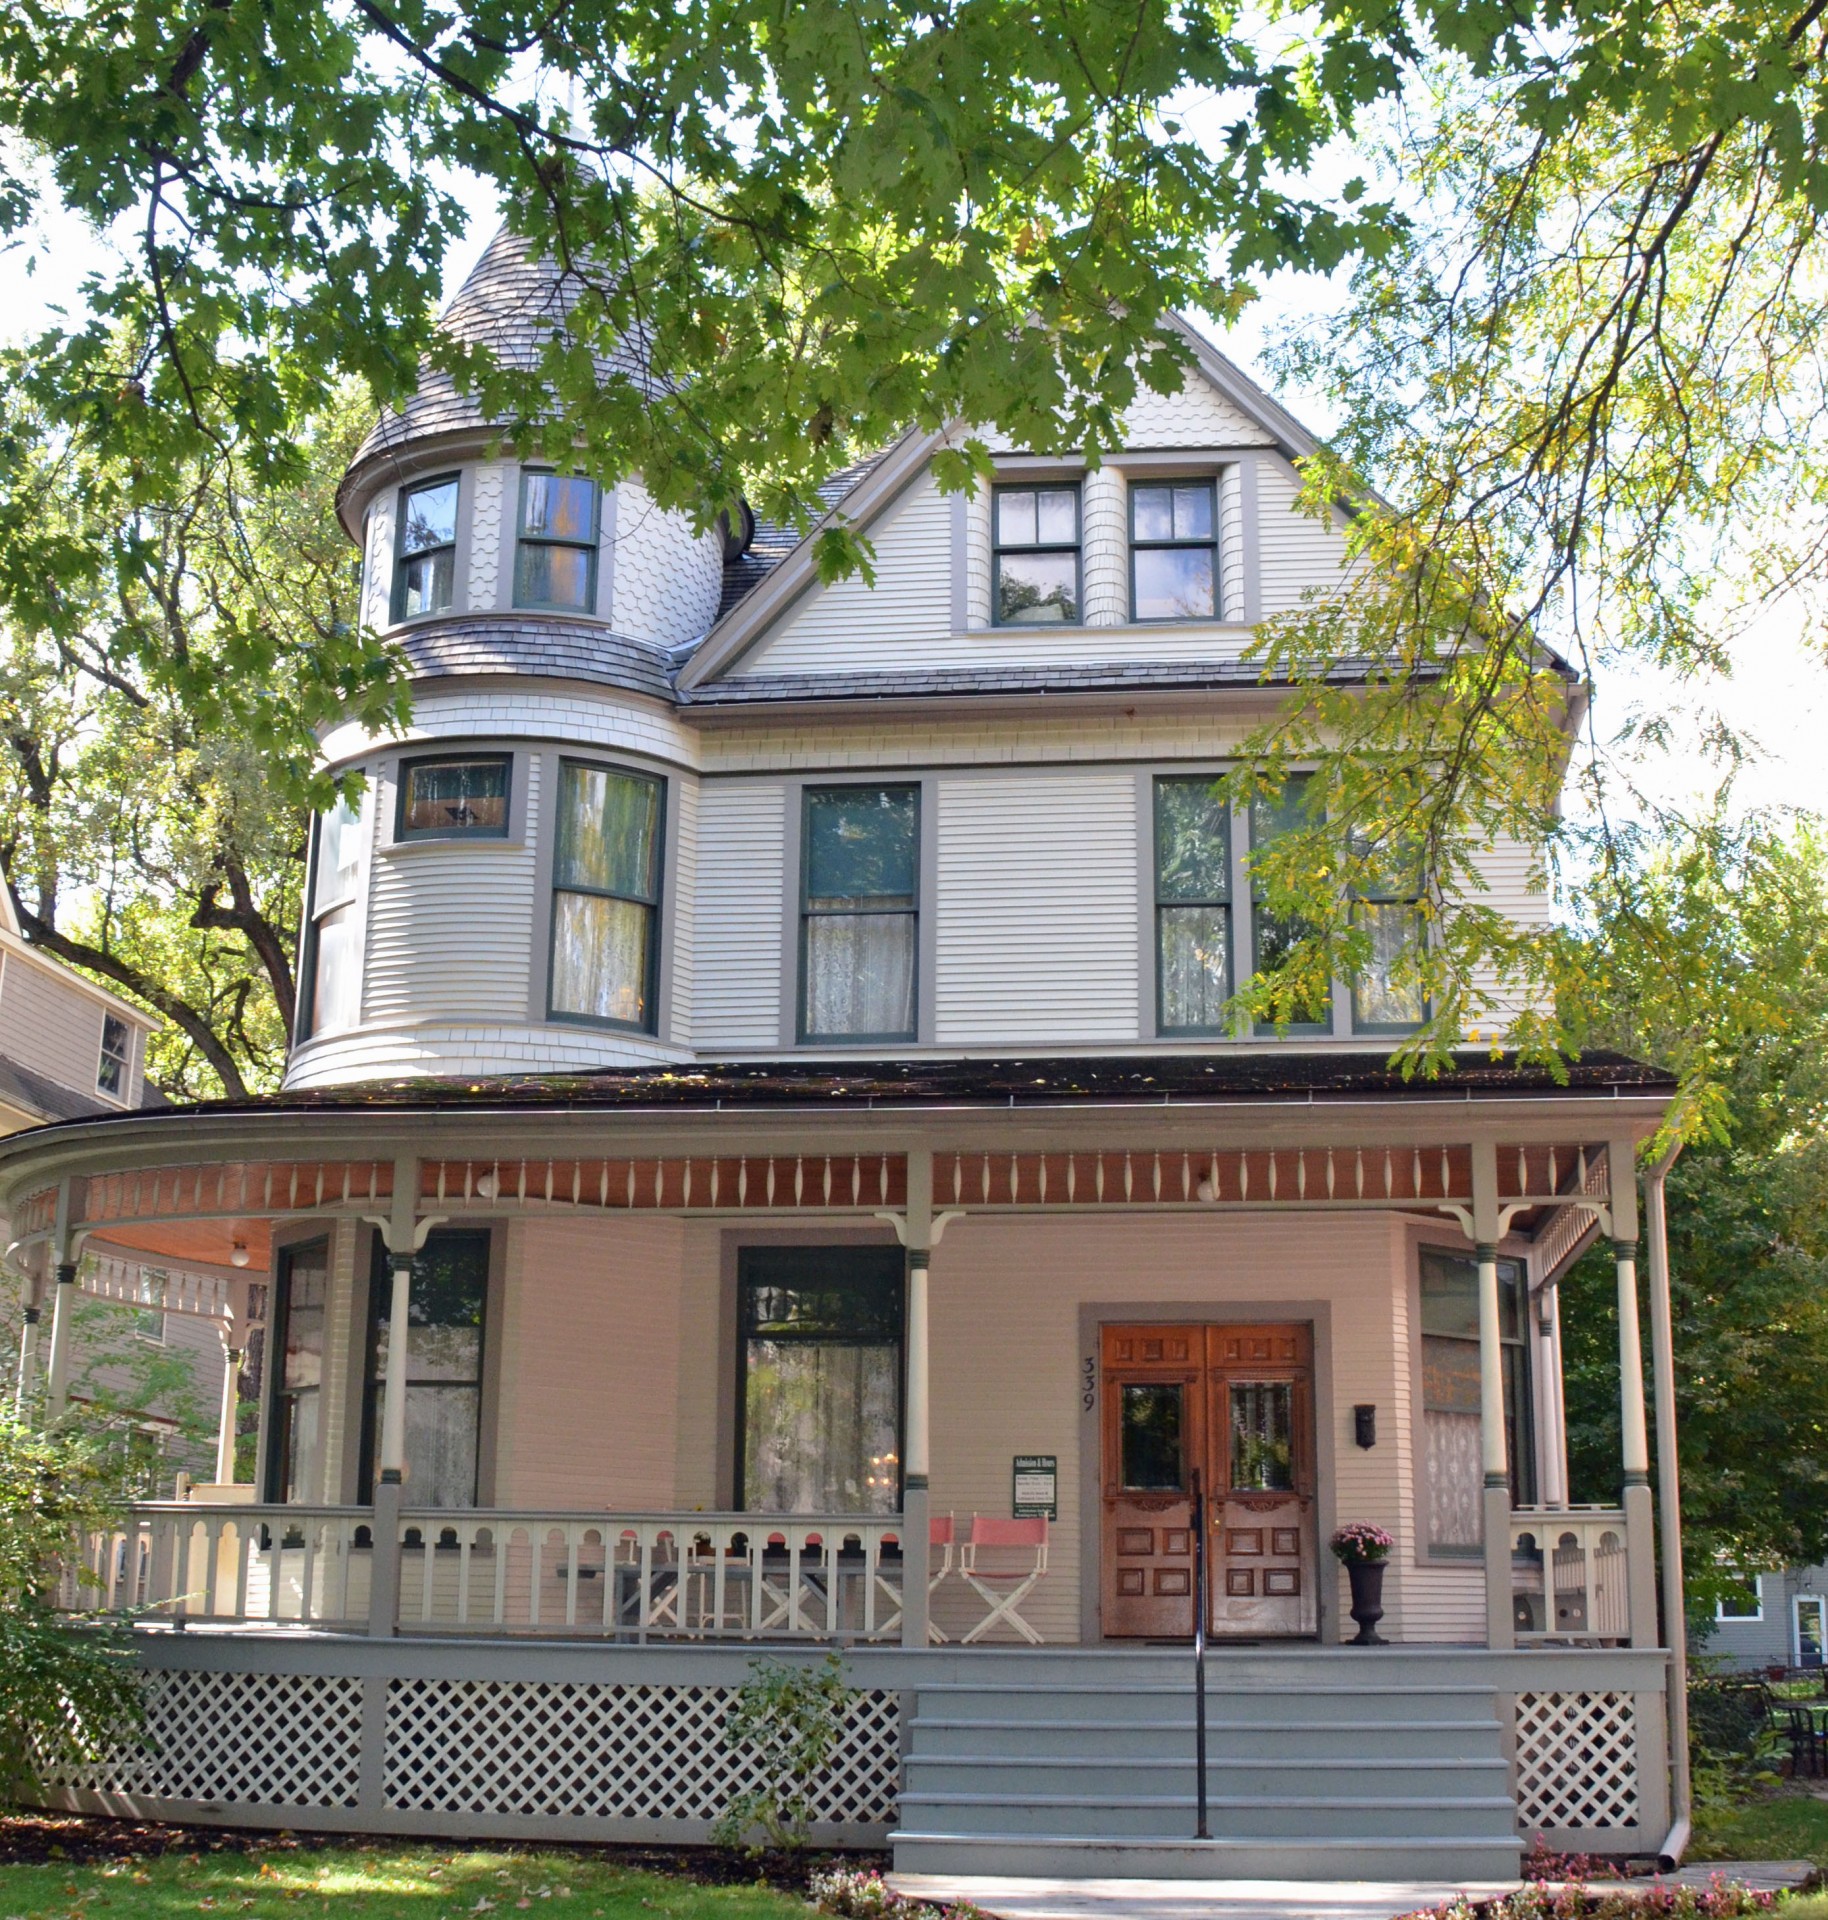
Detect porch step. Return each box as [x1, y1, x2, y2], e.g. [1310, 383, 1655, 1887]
[890, 1654, 1521, 1882]
[908, 1716, 1506, 1760]
[887, 1833, 1525, 1883]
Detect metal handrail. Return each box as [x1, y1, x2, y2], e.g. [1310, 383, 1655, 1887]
[1191, 1466, 1209, 1840]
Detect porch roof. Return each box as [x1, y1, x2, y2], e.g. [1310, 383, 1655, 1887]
[21, 1047, 1675, 1129]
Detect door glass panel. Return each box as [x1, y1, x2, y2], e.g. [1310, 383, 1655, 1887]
[1230, 1380, 1294, 1491]
[1119, 1382, 1184, 1489]
[1800, 1596, 1826, 1668]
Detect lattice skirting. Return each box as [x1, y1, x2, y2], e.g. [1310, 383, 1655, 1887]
[41, 1667, 364, 1809]
[1513, 1689, 1640, 1831]
[384, 1679, 900, 1825]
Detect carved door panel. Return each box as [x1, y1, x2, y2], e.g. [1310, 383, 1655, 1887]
[1208, 1324, 1317, 1637]
[1100, 1325, 1203, 1639]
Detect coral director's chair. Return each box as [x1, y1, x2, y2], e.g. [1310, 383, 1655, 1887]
[959, 1514, 1049, 1644]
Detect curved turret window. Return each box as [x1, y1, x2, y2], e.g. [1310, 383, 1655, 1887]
[549, 760, 663, 1030]
[515, 470, 599, 612]
[394, 475, 459, 620]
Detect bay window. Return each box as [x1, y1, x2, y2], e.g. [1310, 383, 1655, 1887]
[514, 470, 598, 612]
[737, 1246, 903, 1514]
[302, 793, 364, 1039]
[1154, 774, 1232, 1034]
[361, 1229, 489, 1509]
[800, 784, 918, 1042]
[398, 754, 509, 840]
[392, 475, 458, 621]
[1420, 1248, 1533, 1553]
[993, 485, 1081, 625]
[549, 759, 662, 1030]
[1131, 481, 1217, 621]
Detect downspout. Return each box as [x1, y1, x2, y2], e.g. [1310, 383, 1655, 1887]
[1646, 1143, 1690, 1867]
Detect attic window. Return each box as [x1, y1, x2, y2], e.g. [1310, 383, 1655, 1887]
[1131, 481, 1216, 621]
[993, 485, 1080, 625]
[514, 471, 598, 613]
[393, 475, 459, 620]
[98, 1014, 130, 1098]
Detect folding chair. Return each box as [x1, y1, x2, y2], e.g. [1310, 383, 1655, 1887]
[959, 1515, 1049, 1644]
[925, 1513, 958, 1644]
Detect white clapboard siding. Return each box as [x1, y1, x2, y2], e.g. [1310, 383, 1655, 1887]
[283, 1022, 687, 1089]
[734, 471, 954, 674]
[1256, 457, 1349, 615]
[1464, 832, 1554, 1033]
[0, 957, 112, 1104]
[667, 773, 699, 1042]
[361, 758, 542, 1023]
[934, 771, 1140, 1045]
[691, 780, 788, 1050]
[925, 1211, 1414, 1646]
[494, 1214, 686, 1508]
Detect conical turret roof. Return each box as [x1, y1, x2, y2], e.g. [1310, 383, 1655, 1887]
[338, 224, 647, 530]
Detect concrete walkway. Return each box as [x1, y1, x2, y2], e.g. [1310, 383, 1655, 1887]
[888, 1873, 1516, 1920]
[890, 1860, 1816, 1920]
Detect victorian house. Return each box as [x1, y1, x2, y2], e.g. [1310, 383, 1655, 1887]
[12, 228, 1687, 1883]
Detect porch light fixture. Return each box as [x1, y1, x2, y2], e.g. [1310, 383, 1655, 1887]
[1196, 1173, 1216, 1202]
[473, 1171, 500, 1200]
[1354, 1404, 1377, 1449]
[229, 1241, 251, 1269]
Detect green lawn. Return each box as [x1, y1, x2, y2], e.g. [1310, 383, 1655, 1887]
[0, 1847, 817, 1920]
[1693, 1787, 1828, 1869]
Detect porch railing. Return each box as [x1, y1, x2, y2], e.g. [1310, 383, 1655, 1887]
[397, 1510, 907, 1641]
[63, 1503, 908, 1642]
[61, 1504, 373, 1628]
[1510, 1505, 1630, 1643]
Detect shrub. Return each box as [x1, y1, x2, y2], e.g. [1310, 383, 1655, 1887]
[810, 1866, 991, 1920]
[711, 1649, 855, 1856]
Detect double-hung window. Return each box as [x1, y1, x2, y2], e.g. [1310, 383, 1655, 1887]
[97, 1014, 130, 1097]
[514, 470, 598, 612]
[1131, 481, 1217, 621]
[393, 475, 458, 620]
[1351, 836, 1428, 1031]
[800, 784, 919, 1042]
[304, 793, 365, 1039]
[993, 485, 1080, 625]
[398, 754, 510, 840]
[267, 1239, 328, 1504]
[1420, 1248, 1532, 1552]
[737, 1245, 903, 1514]
[1248, 775, 1332, 1033]
[549, 760, 663, 1031]
[1154, 775, 1232, 1034]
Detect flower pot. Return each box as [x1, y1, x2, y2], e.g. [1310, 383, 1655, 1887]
[1345, 1558, 1387, 1645]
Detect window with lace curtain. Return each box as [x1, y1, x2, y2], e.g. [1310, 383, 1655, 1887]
[799, 784, 919, 1042]
[1420, 1247, 1533, 1553]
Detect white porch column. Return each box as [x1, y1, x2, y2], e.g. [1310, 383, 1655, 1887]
[1533, 1271, 1567, 1508]
[1609, 1138, 1659, 1649]
[901, 1148, 933, 1649]
[215, 1332, 245, 1485]
[1645, 1147, 1690, 1847]
[1471, 1140, 1513, 1648]
[43, 1183, 80, 1422]
[13, 1260, 43, 1412]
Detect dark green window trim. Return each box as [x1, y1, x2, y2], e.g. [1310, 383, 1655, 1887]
[991, 482, 1082, 628]
[797, 782, 920, 1045]
[390, 473, 460, 623]
[1128, 478, 1218, 623]
[546, 757, 665, 1036]
[513, 468, 599, 613]
[395, 753, 512, 843]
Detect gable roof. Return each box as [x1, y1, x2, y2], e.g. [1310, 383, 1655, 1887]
[675, 323, 1328, 692]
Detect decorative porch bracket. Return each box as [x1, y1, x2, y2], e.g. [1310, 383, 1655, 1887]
[360, 1162, 446, 1640]
[1439, 1141, 1658, 1654]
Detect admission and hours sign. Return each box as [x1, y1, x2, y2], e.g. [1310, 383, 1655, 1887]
[1013, 1454, 1058, 1519]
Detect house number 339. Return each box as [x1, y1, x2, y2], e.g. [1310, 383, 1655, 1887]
[1082, 1357, 1096, 1411]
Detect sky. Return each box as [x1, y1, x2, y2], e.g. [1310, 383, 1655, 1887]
[8, 165, 1827, 829]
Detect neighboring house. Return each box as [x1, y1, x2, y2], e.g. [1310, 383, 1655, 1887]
[1708, 1569, 1828, 1673]
[11, 228, 1687, 1882]
[0, 891, 237, 1490]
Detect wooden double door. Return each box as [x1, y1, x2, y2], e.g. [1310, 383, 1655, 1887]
[1100, 1323, 1317, 1640]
